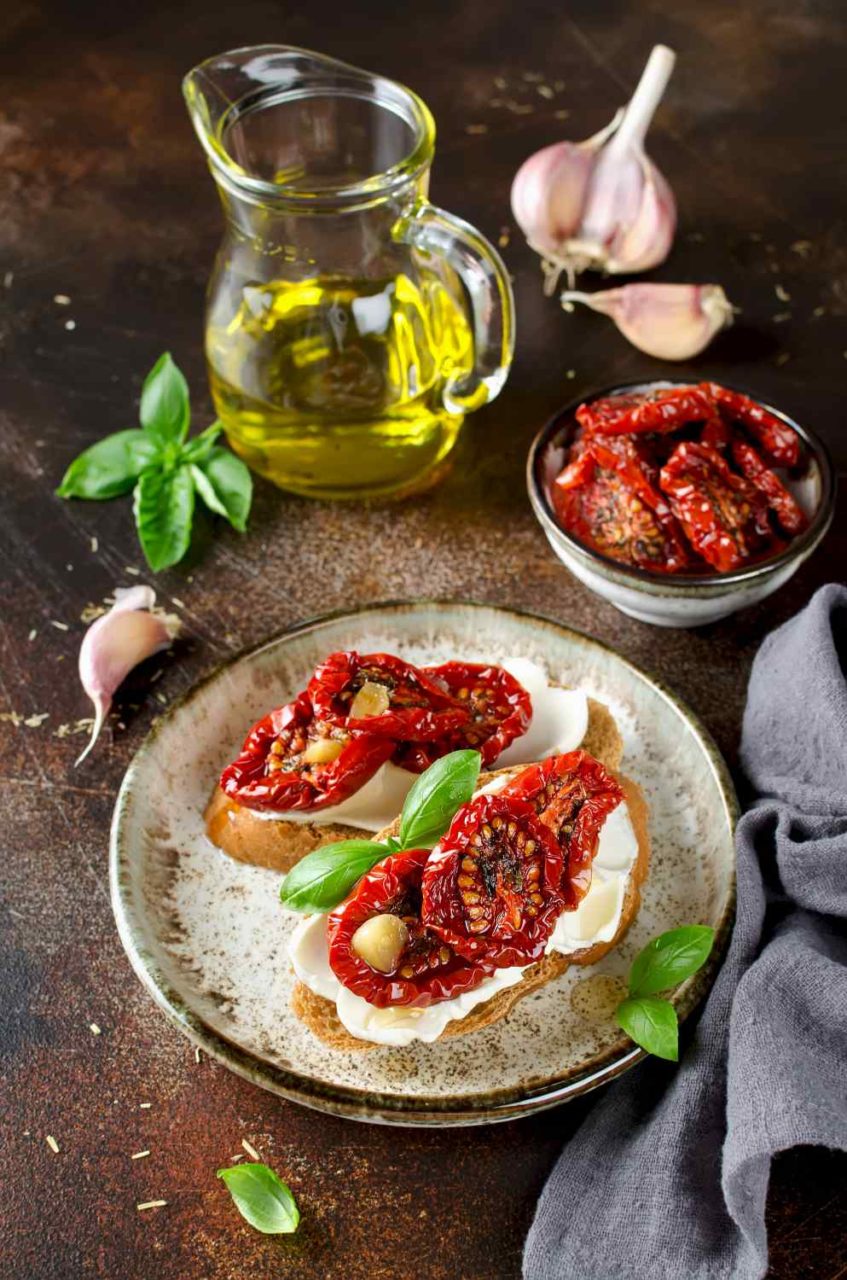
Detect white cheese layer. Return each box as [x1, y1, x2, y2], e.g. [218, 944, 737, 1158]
[545, 803, 639, 954]
[497, 658, 588, 767]
[289, 799, 638, 1046]
[255, 659, 588, 832]
[250, 760, 414, 831]
[289, 913, 524, 1046]
[289, 911, 526, 1047]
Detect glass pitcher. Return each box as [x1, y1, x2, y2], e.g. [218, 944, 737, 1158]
[183, 45, 515, 500]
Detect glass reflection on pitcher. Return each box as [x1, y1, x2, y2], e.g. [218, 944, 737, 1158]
[184, 45, 514, 500]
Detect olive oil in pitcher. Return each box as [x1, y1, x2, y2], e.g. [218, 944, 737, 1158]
[206, 268, 475, 499]
[184, 46, 514, 500]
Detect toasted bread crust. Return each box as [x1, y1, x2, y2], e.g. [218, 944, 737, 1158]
[291, 772, 650, 1051]
[206, 691, 623, 872]
[204, 789, 363, 872]
[583, 697, 623, 772]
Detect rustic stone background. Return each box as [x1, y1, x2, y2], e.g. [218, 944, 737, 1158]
[1, 0, 845, 1276]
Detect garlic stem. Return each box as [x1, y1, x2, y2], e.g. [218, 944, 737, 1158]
[608, 45, 676, 157]
[579, 46, 676, 254]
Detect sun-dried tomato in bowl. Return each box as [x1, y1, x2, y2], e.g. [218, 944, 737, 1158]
[550, 381, 813, 576]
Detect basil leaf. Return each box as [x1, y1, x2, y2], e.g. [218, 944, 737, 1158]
[280, 840, 388, 913]
[56, 429, 160, 500]
[140, 352, 190, 446]
[190, 464, 230, 519]
[616, 996, 679, 1061]
[398, 749, 481, 850]
[179, 422, 223, 465]
[133, 465, 195, 571]
[628, 925, 715, 998]
[217, 1163, 299, 1234]
[194, 447, 252, 532]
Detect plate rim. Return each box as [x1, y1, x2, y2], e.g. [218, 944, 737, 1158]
[109, 599, 738, 1126]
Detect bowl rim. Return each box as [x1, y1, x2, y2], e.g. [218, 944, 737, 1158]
[527, 378, 836, 591]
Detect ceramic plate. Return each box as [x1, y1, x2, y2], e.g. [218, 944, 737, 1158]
[110, 602, 737, 1126]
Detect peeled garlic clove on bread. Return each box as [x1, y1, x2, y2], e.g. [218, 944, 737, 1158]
[75, 585, 180, 766]
[349, 681, 391, 719]
[351, 914, 410, 973]
[301, 737, 345, 765]
[560, 283, 734, 359]
[511, 45, 677, 292]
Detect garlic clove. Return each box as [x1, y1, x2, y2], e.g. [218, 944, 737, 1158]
[75, 586, 180, 766]
[510, 114, 622, 292]
[349, 681, 391, 720]
[511, 142, 594, 261]
[301, 737, 345, 765]
[560, 283, 734, 360]
[351, 913, 410, 973]
[511, 45, 678, 290]
[603, 159, 676, 276]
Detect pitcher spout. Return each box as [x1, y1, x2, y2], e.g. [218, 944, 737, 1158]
[183, 44, 434, 207]
[183, 46, 336, 178]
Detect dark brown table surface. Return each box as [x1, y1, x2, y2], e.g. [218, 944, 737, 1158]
[2, 0, 846, 1276]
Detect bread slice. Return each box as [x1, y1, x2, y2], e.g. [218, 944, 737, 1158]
[290, 772, 650, 1050]
[206, 694, 623, 872]
[204, 788, 365, 872]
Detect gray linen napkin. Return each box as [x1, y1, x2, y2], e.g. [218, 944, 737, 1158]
[524, 584, 847, 1280]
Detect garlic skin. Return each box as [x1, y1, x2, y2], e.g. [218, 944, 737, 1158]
[75, 586, 180, 766]
[511, 45, 677, 292]
[560, 283, 734, 360]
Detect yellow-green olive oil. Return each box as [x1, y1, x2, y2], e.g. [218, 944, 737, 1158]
[207, 271, 474, 499]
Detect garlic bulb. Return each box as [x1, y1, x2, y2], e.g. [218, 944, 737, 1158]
[75, 585, 180, 766]
[560, 283, 734, 359]
[511, 45, 677, 292]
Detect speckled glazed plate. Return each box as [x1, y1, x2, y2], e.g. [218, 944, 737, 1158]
[110, 602, 737, 1127]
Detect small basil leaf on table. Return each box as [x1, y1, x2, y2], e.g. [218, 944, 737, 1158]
[193, 446, 252, 532]
[56, 429, 160, 499]
[140, 352, 190, 447]
[398, 749, 481, 850]
[280, 840, 388, 912]
[628, 925, 715, 998]
[616, 995, 679, 1061]
[133, 465, 195, 572]
[179, 421, 223, 464]
[217, 1163, 300, 1234]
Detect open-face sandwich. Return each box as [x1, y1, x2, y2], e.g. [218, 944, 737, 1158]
[206, 651, 623, 872]
[287, 746, 650, 1050]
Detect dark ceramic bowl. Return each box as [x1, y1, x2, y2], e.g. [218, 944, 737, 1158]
[527, 380, 835, 627]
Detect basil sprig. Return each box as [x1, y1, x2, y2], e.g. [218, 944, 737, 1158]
[217, 1162, 299, 1234]
[57, 352, 252, 571]
[615, 924, 715, 1061]
[279, 749, 481, 913]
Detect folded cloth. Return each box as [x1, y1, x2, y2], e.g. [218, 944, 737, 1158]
[524, 584, 847, 1280]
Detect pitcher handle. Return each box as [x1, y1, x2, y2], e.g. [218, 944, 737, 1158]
[395, 202, 515, 415]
